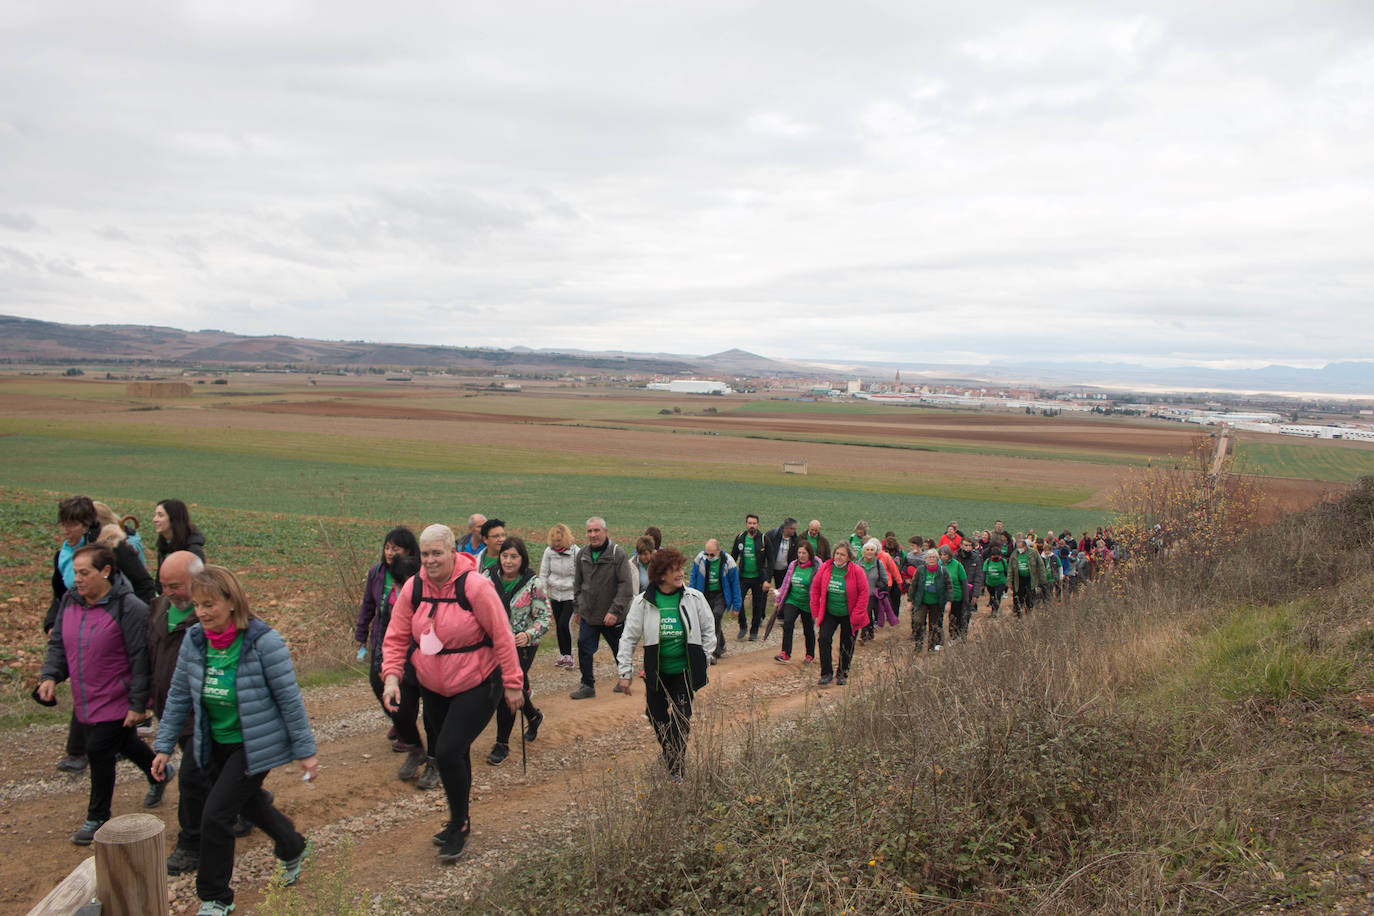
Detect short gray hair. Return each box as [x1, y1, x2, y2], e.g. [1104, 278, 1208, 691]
[419, 524, 456, 551]
[585, 516, 606, 530]
[863, 537, 881, 552]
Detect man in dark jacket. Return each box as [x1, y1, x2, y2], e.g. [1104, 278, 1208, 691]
[803, 519, 832, 562]
[955, 540, 984, 636]
[44, 495, 155, 773]
[147, 552, 213, 873]
[570, 517, 634, 700]
[730, 514, 769, 641]
[763, 517, 799, 589]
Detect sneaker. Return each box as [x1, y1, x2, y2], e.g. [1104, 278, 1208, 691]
[144, 761, 174, 808]
[417, 757, 440, 790]
[748, 632, 758, 642]
[612, 682, 627, 694]
[391, 738, 411, 753]
[818, 674, 834, 686]
[386, 725, 399, 741]
[167, 845, 200, 875]
[56, 754, 87, 773]
[569, 684, 595, 700]
[432, 816, 470, 847]
[774, 652, 790, 663]
[836, 674, 848, 685]
[278, 840, 310, 887]
[486, 743, 509, 766]
[803, 654, 814, 664]
[553, 655, 568, 669]
[398, 744, 426, 780]
[523, 709, 544, 743]
[737, 630, 747, 641]
[437, 827, 469, 863]
[196, 902, 235, 916]
[71, 818, 105, 845]
[934, 644, 942, 651]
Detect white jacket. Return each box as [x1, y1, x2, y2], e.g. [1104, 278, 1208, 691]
[616, 586, 717, 680]
[539, 545, 579, 602]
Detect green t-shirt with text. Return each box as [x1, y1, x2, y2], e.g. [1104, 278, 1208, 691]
[654, 590, 687, 676]
[705, 556, 722, 592]
[786, 564, 815, 610]
[739, 536, 759, 579]
[203, 633, 244, 744]
[825, 566, 849, 617]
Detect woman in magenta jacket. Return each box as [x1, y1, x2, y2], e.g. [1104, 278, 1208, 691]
[809, 543, 870, 686]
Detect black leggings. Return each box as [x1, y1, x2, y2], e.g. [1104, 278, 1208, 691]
[494, 646, 538, 745]
[421, 671, 501, 831]
[550, 599, 575, 656]
[780, 602, 815, 657]
[646, 671, 692, 776]
[84, 719, 157, 821]
[198, 741, 305, 906]
[817, 614, 854, 678]
[369, 656, 423, 748]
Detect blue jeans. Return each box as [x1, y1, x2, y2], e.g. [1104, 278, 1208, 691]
[577, 621, 623, 688]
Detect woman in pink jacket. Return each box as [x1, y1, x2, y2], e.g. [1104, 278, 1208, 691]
[381, 524, 522, 864]
[809, 543, 870, 687]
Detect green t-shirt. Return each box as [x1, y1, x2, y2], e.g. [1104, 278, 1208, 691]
[849, 534, 865, 556]
[203, 633, 244, 744]
[983, 557, 1008, 586]
[943, 559, 966, 598]
[1015, 551, 1032, 579]
[825, 566, 849, 617]
[739, 536, 759, 579]
[481, 554, 499, 572]
[501, 576, 520, 594]
[167, 603, 194, 632]
[806, 534, 820, 556]
[917, 567, 942, 605]
[786, 564, 815, 610]
[589, 548, 603, 565]
[654, 590, 687, 676]
[705, 556, 722, 592]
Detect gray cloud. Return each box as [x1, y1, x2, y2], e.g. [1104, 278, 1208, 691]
[0, 1, 1370, 365]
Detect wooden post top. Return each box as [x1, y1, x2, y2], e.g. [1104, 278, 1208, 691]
[94, 814, 165, 845]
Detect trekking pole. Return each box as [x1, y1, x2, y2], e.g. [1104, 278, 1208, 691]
[519, 707, 527, 776]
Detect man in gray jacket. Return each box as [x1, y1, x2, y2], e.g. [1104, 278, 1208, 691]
[571, 517, 635, 699]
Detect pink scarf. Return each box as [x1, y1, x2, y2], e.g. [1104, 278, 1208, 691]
[206, 625, 238, 649]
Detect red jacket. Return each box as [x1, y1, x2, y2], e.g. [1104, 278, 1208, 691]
[381, 551, 522, 696]
[809, 560, 870, 628]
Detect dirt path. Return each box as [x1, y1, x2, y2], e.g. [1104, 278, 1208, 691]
[1, 607, 954, 916]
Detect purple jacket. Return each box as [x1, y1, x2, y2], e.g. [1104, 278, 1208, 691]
[41, 573, 150, 724]
[354, 561, 389, 652]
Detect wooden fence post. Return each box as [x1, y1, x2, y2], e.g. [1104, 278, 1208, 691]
[93, 813, 169, 916]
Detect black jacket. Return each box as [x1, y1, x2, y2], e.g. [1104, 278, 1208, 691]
[763, 526, 799, 574]
[730, 530, 768, 581]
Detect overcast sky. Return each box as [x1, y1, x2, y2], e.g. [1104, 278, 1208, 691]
[1, 1, 1371, 369]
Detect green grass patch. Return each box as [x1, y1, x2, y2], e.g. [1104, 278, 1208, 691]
[1235, 440, 1374, 482]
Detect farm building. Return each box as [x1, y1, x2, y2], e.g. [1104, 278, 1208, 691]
[647, 379, 732, 394]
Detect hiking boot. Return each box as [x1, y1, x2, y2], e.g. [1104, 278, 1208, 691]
[523, 709, 544, 743]
[432, 821, 451, 846]
[437, 827, 469, 863]
[195, 902, 235, 916]
[144, 762, 174, 807]
[398, 744, 426, 780]
[737, 629, 747, 641]
[278, 840, 310, 887]
[56, 754, 87, 773]
[818, 674, 834, 686]
[417, 757, 440, 790]
[570, 684, 595, 700]
[748, 632, 758, 641]
[836, 674, 848, 685]
[774, 652, 790, 663]
[71, 818, 106, 845]
[486, 743, 509, 766]
[167, 845, 200, 875]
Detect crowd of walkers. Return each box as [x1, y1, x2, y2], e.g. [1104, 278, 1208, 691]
[36, 496, 1121, 914]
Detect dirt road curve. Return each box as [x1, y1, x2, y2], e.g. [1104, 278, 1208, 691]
[1, 613, 937, 915]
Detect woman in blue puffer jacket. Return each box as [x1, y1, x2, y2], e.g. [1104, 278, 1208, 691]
[152, 565, 318, 916]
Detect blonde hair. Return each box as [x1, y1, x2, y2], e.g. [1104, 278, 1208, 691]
[547, 522, 574, 551]
[95, 523, 127, 549]
[190, 565, 253, 629]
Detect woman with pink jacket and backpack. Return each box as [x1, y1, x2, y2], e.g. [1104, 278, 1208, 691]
[381, 524, 523, 864]
[809, 543, 870, 687]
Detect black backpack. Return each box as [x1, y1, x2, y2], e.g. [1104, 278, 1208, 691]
[409, 571, 492, 655]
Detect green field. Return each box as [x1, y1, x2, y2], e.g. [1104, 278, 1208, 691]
[1235, 440, 1374, 482]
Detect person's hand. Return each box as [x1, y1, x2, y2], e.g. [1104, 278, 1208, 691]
[37, 680, 56, 704]
[382, 677, 401, 712]
[513, 631, 530, 648]
[504, 687, 523, 713]
[603, 613, 618, 626]
[122, 709, 145, 728]
[617, 678, 632, 696]
[299, 755, 320, 781]
[151, 752, 171, 782]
